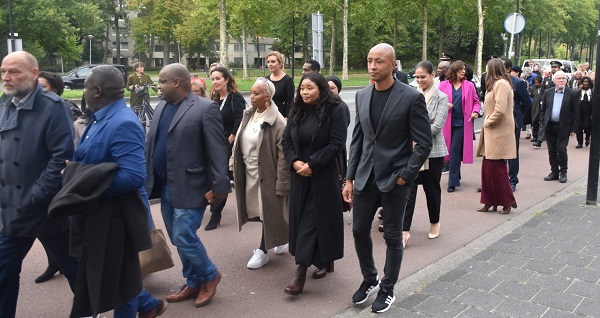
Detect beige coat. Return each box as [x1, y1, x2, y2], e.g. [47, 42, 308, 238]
[232, 104, 290, 250]
[477, 79, 517, 160]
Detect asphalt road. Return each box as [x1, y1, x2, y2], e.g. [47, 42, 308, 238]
[17, 89, 585, 318]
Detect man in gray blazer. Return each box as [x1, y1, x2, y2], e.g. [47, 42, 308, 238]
[343, 44, 432, 313]
[540, 70, 579, 183]
[145, 63, 231, 308]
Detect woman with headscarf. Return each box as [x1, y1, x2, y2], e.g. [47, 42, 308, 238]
[232, 78, 290, 269]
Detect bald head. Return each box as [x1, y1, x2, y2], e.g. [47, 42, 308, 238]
[159, 63, 192, 103]
[370, 43, 396, 63]
[84, 65, 125, 112]
[437, 61, 450, 80]
[1, 51, 40, 99]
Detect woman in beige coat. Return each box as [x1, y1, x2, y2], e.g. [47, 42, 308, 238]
[232, 78, 291, 269]
[476, 58, 517, 214]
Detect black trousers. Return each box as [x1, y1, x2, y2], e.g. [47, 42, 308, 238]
[403, 157, 444, 231]
[352, 172, 410, 292]
[545, 122, 569, 174]
[576, 112, 592, 145]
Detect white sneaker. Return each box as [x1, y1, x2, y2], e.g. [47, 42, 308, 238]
[247, 249, 269, 269]
[273, 243, 288, 255]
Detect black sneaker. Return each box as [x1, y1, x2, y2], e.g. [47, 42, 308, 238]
[371, 289, 396, 313]
[351, 278, 379, 305]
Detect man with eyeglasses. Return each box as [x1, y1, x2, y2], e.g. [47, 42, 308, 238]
[540, 70, 579, 184]
[145, 63, 231, 308]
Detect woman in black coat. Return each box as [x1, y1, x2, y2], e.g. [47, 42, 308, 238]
[282, 72, 347, 296]
[207, 66, 246, 230]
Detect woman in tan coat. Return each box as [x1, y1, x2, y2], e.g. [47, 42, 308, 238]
[476, 58, 517, 214]
[232, 78, 290, 269]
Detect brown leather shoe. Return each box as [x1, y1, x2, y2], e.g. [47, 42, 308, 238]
[165, 285, 200, 303]
[139, 299, 168, 318]
[194, 271, 222, 307]
[284, 265, 307, 295]
[312, 262, 334, 279]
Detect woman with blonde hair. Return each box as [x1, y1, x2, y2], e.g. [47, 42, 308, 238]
[232, 78, 290, 269]
[266, 51, 294, 118]
[476, 58, 517, 214]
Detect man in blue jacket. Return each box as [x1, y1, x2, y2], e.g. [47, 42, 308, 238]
[0, 51, 78, 317]
[501, 58, 532, 192]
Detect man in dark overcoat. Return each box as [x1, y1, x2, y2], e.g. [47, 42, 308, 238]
[0, 51, 78, 318]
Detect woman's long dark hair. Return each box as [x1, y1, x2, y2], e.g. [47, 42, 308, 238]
[210, 66, 239, 101]
[289, 72, 340, 124]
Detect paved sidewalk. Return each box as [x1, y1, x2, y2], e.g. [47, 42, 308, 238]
[338, 176, 600, 317]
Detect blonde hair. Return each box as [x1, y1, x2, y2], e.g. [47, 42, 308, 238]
[266, 51, 284, 70]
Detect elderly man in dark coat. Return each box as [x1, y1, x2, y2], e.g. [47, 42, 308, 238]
[50, 65, 167, 318]
[0, 51, 78, 318]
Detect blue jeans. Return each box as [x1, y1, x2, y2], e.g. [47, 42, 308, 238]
[160, 185, 218, 288]
[449, 126, 464, 187]
[0, 231, 78, 318]
[114, 289, 159, 318]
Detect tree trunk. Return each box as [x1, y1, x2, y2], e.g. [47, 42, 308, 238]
[103, 26, 110, 63]
[475, 0, 484, 77]
[455, 25, 462, 59]
[527, 30, 532, 59]
[516, 32, 523, 66]
[303, 16, 309, 63]
[342, 0, 348, 80]
[393, 12, 398, 48]
[422, 0, 428, 61]
[242, 10, 248, 80]
[219, 0, 228, 66]
[115, 15, 121, 65]
[438, 15, 445, 58]
[162, 34, 170, 67]
[329, 9, 336, 76]
[547, 35, 551, 59]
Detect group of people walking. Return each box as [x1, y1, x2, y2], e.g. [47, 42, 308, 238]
[0, 43, 592, 318]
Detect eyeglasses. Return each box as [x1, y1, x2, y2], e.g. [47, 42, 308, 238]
[158, 78, 176, 84]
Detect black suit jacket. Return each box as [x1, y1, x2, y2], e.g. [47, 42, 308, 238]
[347, 80, 432, 192]
[145, 93, 231, 208]
[394, 70, 409, 84]
[541, 87, 579, 137]
[542, 75, 556, 90]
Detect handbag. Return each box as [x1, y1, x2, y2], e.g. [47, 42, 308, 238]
[139, 227, 175, 275]
[335, 160, 352, 212]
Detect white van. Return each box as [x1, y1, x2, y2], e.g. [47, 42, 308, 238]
[522, 59, 577, 77]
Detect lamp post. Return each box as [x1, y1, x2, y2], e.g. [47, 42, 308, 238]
[87, 35, 94, 64]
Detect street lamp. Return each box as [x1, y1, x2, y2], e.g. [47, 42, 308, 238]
[87, 35, 94, 64]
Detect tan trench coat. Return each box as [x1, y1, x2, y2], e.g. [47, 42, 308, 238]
[477, 79, 517, 160]
[232, 104, 290, 250]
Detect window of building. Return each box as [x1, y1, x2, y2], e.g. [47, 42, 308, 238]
[154, 45, 163, 52]
[155, 58, 163, 67]
[234, 44, 243, 52]
[112, 42, 129, 50]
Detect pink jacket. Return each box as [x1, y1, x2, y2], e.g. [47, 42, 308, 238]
[438, 80, 481, 164]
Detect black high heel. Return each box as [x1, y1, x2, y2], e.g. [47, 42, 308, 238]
[204, 211, 221, 231]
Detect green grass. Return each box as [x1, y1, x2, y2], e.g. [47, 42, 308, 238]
[61, 72, 374, 99]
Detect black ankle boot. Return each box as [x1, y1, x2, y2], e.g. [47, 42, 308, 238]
[35, 264, 60, 283]
[204, 211, 222, 231]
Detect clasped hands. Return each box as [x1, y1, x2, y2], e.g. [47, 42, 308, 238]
[293, 160, 313, 177]
[205, 190, 228, 205]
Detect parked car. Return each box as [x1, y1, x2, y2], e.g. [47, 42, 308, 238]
[62, 64, 129, 90]
[522, 59, 577, 77]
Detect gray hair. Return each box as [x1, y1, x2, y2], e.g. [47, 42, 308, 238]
[255, 77, 276, 97]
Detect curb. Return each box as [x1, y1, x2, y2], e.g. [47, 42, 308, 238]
[334, 173, 590, 317]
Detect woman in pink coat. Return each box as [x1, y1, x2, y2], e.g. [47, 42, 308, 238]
[438, 61, 481, 192]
